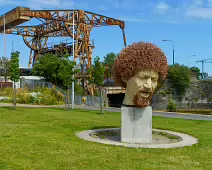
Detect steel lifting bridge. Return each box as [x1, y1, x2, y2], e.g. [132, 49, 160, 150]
[0, 6, 127, 74]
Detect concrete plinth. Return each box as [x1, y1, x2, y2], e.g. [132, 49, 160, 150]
[121, 106, 152, 143]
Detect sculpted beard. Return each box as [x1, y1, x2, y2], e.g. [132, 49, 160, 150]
[133, 88, 154, 108]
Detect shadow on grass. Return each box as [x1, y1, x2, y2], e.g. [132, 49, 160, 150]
[71, 109, 111, 115]
[75, 109, 97, 113]
[90, 126, 120, 130]
[0, 106, 12, 109]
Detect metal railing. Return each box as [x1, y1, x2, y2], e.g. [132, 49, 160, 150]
[20, 79, 105, 107]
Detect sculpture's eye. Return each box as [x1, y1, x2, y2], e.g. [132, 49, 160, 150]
[138, 76, 145, 80]
[152, 78, 158, 82]
[143, 76, 149, 79]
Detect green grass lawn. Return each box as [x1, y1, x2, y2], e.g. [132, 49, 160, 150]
[0, 107, 212, 170]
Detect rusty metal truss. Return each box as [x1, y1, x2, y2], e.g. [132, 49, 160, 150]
[0, 6, 127, 83]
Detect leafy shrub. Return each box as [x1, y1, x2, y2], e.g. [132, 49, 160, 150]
[160, 90, 171, 97]
[190, 66, 201, 80]
[176, 109, 212, 115]
[41, 94, 57, 105]
[17, 87, 31, 104]
[0, 88, 13, 97]
[207, 98, 212, 103]
[200, 92, 206, 100]
[94, 90, 100, 96]
[194, 98, 199, 102]
[0, 96, 12, 103]
[167, 100, 177, 112]
[154, 83, 163, 93]
[0, 88, 13, 103]
[1, 86, 71, 105]
[168, 64, 191, 97]
[75, 83, 84, 95]
[16, 87, 65, 105]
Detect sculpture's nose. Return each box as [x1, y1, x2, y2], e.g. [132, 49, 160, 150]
[143, 78, 152, 89]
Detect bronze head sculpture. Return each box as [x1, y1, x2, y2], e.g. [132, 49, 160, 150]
[112, 42, 168, 108]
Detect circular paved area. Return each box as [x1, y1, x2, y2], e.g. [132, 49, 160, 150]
[76, 128, 198, 148]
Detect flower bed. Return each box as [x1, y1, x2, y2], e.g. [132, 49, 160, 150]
[0, 87, 65, 105]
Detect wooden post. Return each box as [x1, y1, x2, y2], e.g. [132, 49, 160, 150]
[67, 86, 70, 110]
[100, 87, 103, 114]
[13, 81, 16, 110]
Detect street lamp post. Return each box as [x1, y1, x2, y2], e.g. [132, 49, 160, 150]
[3, 14, 6, 58]
[162, 40, 175, 65]
[72, 12, 75, 109]
[3, 14, 7, 82]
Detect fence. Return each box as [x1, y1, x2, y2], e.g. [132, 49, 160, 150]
[0, 82, 13, 90]
[70, 95, 101, 107]
[18, 78, 105, 107]
[23, 80, 103, 107]
[23, 79, 53, 90]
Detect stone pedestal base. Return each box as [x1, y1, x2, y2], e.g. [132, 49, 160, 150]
[121, 106, 152, 143]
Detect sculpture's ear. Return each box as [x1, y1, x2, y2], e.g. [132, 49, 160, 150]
[121, 75, 128, 83]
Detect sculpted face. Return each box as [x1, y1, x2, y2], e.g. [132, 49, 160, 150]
[123, 70, 159, 107]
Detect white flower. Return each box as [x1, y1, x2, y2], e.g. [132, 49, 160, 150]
[0, 96, 11, 101]
[29, 92, 43, 99]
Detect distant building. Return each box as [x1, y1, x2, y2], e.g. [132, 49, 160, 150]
[0, 67, 45, 89]
[20, 67, 32, 76]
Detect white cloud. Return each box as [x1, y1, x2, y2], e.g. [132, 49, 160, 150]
[119, 18, 150, 23]
[0, 0, 24, 6]
[27, 0, 75, 9]
[184, 0, 212, 18]
[186, 7, 212, 18]
[190, 0, 204, 7]
[155, 2, 170, 13]
[152, 0, 212, 20]
[120, 17, 178, 24]
[0, 0, 75, 9]
[2, 0, 212, 22]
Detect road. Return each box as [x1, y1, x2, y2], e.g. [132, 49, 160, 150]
[76, 105, 212, 121]
[0, 103, 212, 121]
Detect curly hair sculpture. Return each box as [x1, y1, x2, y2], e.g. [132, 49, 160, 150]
[112, 41, 168, 87]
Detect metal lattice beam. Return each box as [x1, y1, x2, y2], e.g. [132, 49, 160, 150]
[0, 6, 127, 82]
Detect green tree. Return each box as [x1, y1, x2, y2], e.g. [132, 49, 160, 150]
[0, 56, 10, 82]
[74, 83, 84, 95]
[168, 64, 191, 99]
[102, 52, 117, 79]
[58, 59, 76, 87]
[10, 51, 20, 110]
[88, 56, 106, 114]
[190, 66, 201, 80]
[32, 54, 61, 85]
[32, 53, 78, 109]
[58, 58, 77, 109]
[89, 56, 105, 86]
